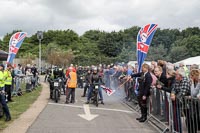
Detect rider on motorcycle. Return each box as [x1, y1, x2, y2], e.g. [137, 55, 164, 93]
[48, 66, 66, 99]
[53, 67, 66, 95]
[85, 67, 104, 104]
[81, 68, 92, 97]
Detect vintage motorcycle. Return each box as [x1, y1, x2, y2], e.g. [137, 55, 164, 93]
[91, 83, 100, 107]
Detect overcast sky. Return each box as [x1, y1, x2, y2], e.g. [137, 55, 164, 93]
[0, 0, 200, 38]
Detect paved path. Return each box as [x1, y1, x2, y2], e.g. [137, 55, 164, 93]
[2, 79, 49, 133]
[27, 84, 158, 133]
[2, 78, 158, 133]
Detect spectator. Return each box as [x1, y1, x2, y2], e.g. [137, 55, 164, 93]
[179, 62, 189, 78]
[131, 63, 152, 122]
[171, 68, 191, 133]
[189, 69, 200, 132]
[171, 68, 191, 100]
[190, 69, 200, 97]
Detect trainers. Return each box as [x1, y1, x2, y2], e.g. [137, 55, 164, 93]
[101, 101, 104, 105]
[5, 116, 11, 122]
[65, 101, 69, 104]
[85, 101, 89, 104]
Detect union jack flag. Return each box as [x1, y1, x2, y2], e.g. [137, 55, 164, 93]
[6, 32, 27, 64]
[135, 24, 158, 95]
[137, 24, 158, 72]
[100, 85, 115, 96]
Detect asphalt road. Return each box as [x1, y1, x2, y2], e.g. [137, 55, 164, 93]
[27, 85, 158, 133]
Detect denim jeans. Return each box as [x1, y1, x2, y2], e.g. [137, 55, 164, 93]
[87, 85, 103, 101]
[15, 77, 21, 93]
[0, 90, 11, 118]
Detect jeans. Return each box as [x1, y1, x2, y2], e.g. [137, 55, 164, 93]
[15, 77, 21, 93]
[87, 85, 103, 101]
[0, 91, 11, 118]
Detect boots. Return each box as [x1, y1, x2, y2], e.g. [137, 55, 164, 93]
[139, 107, 147, 122]
[136, 116, 143, 121]
[136, 108, 143, 120]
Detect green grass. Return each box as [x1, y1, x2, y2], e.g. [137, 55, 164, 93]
[0, 86, 42, 131]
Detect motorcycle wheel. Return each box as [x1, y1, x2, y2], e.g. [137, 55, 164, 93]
[95, 91, 99, 107]
[54, 89, 59, 103]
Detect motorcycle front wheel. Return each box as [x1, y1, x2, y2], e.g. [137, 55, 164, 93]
[54, 89, 59, 103]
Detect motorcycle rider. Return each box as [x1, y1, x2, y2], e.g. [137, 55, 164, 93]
[53, 67, 66, 95]
[85, 67, 104, 104]
[77, 66, 84, 88]
[81, 69, 92, 97]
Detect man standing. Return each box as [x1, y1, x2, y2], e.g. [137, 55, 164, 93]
[170, 68, 191, 133]
[65, 67, 77, 104]
[4, 63, 14, 102]
[0, 64, 11, 121]
[131, 63, 152, 122]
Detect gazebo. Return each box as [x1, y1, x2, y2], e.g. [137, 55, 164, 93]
[0, 50, 8, 61]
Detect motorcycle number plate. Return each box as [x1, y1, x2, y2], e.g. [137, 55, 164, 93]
[54, 82, 59, 86]
[95, 85, 98, 89]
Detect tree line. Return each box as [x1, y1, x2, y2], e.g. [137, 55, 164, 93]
[0, 26, 200, 66]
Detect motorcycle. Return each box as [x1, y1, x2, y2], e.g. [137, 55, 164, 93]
[91, 83, 99, 107]
[52, 78, 62, 103]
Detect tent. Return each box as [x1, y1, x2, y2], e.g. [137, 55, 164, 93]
[175, 56, 200, 66]
[0, 50, 8, 61]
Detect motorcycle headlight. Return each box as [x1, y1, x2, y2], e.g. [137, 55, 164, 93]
[95, 85, 98, 89]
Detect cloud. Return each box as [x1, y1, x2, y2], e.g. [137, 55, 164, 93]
[0, 0, 199, 38]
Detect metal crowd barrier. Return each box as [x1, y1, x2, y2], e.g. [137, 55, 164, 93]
[12, 74, 39, 96]
[147, 88, 200, 133]
[106, 73, 200, 133]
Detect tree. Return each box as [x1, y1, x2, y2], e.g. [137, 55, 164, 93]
[185, 35, 200, 57]
[98, 32, 123, 57]
[168, 45, 189, 63]
[82, 30, 105, 42]
[146, 44, 168, 61]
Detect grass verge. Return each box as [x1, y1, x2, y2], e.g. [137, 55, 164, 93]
[0, 86, 42, 131]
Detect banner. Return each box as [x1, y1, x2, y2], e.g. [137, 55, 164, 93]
[135, 24, 158, 95]
[137, 24, 158, 72]
[100, 85, 115, 96]
[6, 32, 27, 64]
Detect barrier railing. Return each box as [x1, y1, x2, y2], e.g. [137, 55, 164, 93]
[12, 75, 40, 96]
[105, 73, 200, 133]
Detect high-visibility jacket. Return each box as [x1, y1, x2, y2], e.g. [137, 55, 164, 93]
[4, 69, 12, 85]
[183, 66, 189, 78]
[0, 71, 5, 88]
[67, 72, 77, 88]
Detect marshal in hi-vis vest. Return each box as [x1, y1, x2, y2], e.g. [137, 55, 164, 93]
[4, 69, 12, 85]
[67, 72, 77, 88]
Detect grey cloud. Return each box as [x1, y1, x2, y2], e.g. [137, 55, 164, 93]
[0, 0, 200, 38]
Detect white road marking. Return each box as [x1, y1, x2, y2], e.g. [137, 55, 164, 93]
[48, 102, 135, 114]
[78, 104, 99, 121]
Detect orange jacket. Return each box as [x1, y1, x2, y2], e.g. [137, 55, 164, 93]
[67, 71, 77, 88]
[66, 67, 76, 77]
